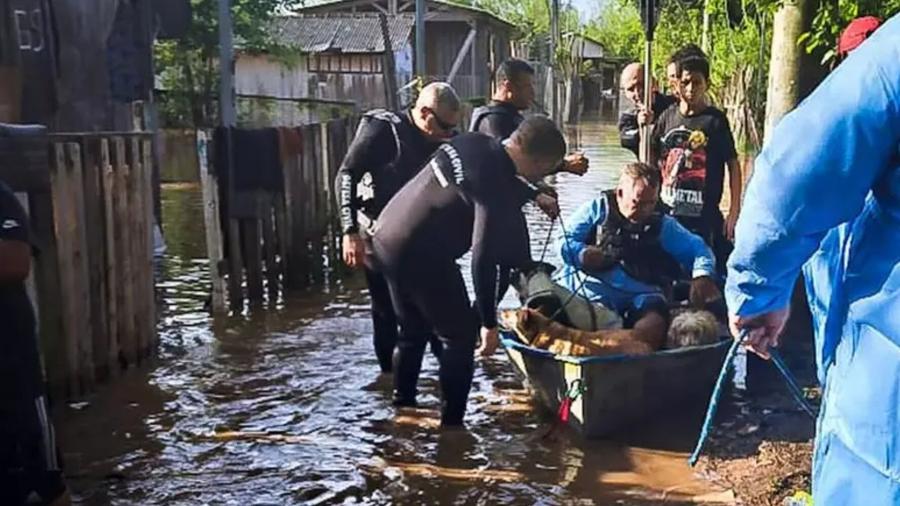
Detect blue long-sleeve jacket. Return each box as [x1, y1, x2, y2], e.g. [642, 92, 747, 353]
[556, 193, 715, 298]
[725, 15, 900, 504]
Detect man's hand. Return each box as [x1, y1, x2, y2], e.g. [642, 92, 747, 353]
[729, 307, 790, 360]
[689, 275, 722, 308]
[341, 233, 365, 269]
[724, 208, 739, 242]
[477, 326, 500, 357]
[535, 193, 560, 219]
[563, 152, 589, 176]
[580, 245, 621, 271]
[636, 105, 654, 126]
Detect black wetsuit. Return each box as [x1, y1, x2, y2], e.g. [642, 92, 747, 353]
[618, 92, 677, 157]
[334, 109, 443, 372]
[470, 100, 523, 140]
[370, 133, 532, 425]
[0, 181, 66, 505]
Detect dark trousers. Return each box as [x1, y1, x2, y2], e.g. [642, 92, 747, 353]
[677, 212, 733, 279]
[364, 266, 442, 373]
[386, 260, 478, 426]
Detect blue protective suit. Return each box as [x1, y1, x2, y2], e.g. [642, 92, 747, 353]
[725, 15, 900, 504]
[555, 193, 715, 315]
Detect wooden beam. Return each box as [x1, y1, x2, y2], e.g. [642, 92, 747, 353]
[447, 26, 477, 85]
[197, 131, 226, 313]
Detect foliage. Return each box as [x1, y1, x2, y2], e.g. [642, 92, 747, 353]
[154, 0, 302, 128]
[799, 0, 900, 64]
[584, 0, 773, 152]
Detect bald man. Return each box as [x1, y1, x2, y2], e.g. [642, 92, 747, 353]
[618, 63, 676, 157]
[335, 82, 461, 373]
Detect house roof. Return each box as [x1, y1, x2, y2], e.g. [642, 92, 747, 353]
[296, 0, 515, 30]
[270, 14, 415, 54]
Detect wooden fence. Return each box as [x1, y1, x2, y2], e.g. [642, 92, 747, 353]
[0, 131, 156, 399]
[199, 117, 358, 312]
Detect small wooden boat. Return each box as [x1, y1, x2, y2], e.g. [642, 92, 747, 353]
[500, 331, 731, 438]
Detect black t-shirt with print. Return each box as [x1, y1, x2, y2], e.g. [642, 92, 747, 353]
[651, 104, 737, 231]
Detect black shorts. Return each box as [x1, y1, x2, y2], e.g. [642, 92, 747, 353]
[0, 391, 66, 505]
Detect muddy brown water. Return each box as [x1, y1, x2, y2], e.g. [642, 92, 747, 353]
[58, 123, 735, 505]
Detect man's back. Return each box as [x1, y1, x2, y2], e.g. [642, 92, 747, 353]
[469, 101, 523, 140]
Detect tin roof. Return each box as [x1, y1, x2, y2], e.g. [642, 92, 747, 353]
[270, 14, 415, 54]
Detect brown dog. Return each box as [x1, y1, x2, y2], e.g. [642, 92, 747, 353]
[500, 308, 655, 357]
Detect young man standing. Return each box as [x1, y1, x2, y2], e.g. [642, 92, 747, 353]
[369, 116, 567, 427]
[0, 179, 70, 505]
[335, 82, 461, 374]
[471, 59, 588, 176]
[651, 55, 742, 274]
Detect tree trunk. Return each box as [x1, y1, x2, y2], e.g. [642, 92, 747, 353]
[763, 0, 810, 143]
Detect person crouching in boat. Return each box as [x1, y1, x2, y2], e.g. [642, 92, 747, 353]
[553, 162, 722, 350]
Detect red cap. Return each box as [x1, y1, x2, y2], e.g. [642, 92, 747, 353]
[838, 16, 881, 55]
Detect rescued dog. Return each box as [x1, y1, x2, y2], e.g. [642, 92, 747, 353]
[666, 309, 722, 348]
[500, 308, 655, 357]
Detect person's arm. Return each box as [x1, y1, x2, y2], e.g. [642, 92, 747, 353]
[726, 32, 900, 336]
[724, 157, 742, 240]
[334, 116, 395, 235]
[659, 216, 716, 279]
[558, 197, 606, 270]
[334, 116, 395, 267]
[0, 186, 32, 283]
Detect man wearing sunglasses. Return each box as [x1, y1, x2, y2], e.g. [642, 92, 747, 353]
[335, 82, 461, 374]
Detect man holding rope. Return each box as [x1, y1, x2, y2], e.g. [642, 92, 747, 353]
[726, 15, 899, 503]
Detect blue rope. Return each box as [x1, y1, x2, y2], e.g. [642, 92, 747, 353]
[770, 349, 819, 419]
[688, 330, 747, 467]
[689, 332, 820, 466]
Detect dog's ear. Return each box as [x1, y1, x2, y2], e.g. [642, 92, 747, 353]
[518, 308, 532, 326]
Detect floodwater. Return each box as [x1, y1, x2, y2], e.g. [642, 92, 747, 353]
[57, 122, 735, 505]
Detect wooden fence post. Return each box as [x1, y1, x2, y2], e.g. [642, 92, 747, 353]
[197, 130, 226, 313]
[100, 139, 121, 374]
[113, 138, 137, 367]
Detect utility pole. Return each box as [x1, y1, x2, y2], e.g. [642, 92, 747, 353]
[549, 0, 560, 123]
[218, 0, 235, 126]
[415, 0, 426, 77]
[638, 0, 658, 164]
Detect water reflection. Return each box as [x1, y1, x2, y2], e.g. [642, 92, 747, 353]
[58, 123, 732, 505]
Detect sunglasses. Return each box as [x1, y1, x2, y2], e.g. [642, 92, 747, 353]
[424, 107, 458, 132]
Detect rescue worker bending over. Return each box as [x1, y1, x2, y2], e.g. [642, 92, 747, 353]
[369, 116, 567, 427]
[335, 82, 460, 373]
[554, 162, 721, 349]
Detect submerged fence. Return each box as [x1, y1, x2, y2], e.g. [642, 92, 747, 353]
[1, 130, 156, 399]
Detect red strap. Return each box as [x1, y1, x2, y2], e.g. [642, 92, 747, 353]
[558, 397, 573, 423]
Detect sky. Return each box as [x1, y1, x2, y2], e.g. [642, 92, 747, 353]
[570, 0, 600, 22]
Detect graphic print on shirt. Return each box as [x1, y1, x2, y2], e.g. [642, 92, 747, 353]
[658, 126, 709, 217]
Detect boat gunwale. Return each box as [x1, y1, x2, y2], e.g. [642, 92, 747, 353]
[499, 331, 732, 365]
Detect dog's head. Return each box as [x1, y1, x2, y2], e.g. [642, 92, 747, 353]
[667, 309, 721, 348]
[500, 307, 554, 345]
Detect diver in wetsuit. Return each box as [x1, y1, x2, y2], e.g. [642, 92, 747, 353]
[335, 82, 461, 373]
[471, 59, 588, 176]
[369, 115, 568, 427]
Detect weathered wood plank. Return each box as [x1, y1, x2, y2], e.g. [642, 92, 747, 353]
[66, 142, 95, 391]
[129, 137, 148, 360]
[80, 139, 110, 380]
[141, 139, 157, 348]
[51, 143, 81, 396]
[261, 194, 279, 300]
[197, 130, 226, 313]
[113, 137, 137, 367]
[227, 218, 244, 311]
[100, 139, 121, 375]
[242, 215, 264, 306]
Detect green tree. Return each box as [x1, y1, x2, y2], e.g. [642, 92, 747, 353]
[154, 0, 301, 127]
[799, 0, 900, 64]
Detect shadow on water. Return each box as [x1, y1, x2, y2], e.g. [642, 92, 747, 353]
[57, 122, 734, 505]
